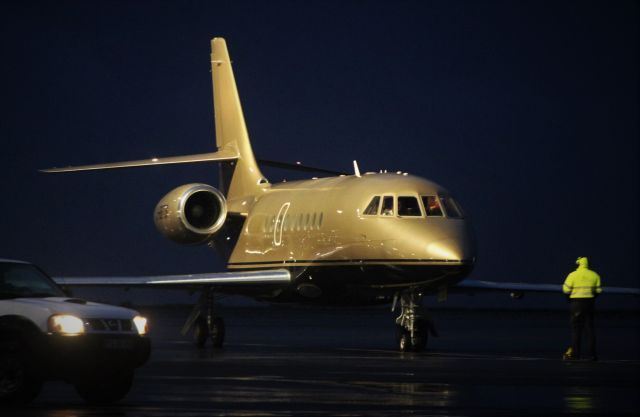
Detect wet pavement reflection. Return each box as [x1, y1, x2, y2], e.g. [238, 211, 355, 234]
[11, 307, 640, 416]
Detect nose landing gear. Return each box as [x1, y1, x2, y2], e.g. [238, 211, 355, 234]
[393, 289, 437, 352]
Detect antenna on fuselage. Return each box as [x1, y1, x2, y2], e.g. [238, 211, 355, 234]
[353, 160, 361, 178]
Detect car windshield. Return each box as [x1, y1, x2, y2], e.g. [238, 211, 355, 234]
[0, 263, 65, 299]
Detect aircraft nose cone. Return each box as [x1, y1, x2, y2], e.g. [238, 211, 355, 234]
[424, 221, 477, 262]
[426, 237, 475, 262]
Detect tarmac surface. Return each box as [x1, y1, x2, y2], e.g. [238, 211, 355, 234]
[13, 305, 640, 416]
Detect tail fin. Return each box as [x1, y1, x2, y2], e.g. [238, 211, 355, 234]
[41, 37, 266, 198]
[211, 38, 267, 200]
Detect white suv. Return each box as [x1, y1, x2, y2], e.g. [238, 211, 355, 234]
[0, 259, 150, 405]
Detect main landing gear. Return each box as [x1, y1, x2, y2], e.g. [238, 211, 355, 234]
[182, 286, 225, 348]
[393, 289, 438, 352]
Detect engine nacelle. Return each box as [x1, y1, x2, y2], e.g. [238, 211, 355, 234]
[154, 183, 227, 245]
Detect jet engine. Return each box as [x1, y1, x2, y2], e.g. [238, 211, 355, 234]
[154, 183, 227, 245]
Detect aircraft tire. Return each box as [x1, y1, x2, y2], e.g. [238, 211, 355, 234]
[412, 319, 429, 352]
[396, 326, 411, 352]
[411, 335, 427, 352]
[210, 317, 225, 348]
[194, 318, 208, 348]
[398, 333, 410, 352]
[0, 351, 42, 406]
[75, 371, 133, 404]
[395, 323, 428, 352]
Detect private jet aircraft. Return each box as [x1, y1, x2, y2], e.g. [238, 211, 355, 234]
[44, 38, 639, 352]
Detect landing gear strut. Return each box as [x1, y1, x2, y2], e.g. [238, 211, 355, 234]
[392, 289, 437, 352]
[182, 286, 225, 348]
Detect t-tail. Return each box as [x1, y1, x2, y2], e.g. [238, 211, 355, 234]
[40, 37, 338, 249]
[211, 38, 267, 201]
[41, 37, 266, 202]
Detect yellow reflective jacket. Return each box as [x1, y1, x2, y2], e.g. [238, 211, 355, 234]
[563, 257, 602, 299]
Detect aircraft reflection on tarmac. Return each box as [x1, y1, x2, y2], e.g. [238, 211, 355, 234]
[24, 307, 640, 416]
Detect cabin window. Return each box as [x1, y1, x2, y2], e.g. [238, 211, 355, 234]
[440, 195, 464, 218]
[363, 196, 380, 215]
[398, 196, 421, 216]
[381, 196, 394, 216]
[283, 215, 290, 232]
[319, 212, 324, 228]
[312, 212, 317, 229]
[422, 196, 443, 217]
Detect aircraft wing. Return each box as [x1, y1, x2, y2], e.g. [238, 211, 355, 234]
[457, 279, 640, 296]
[40, 148, 238, 173]
[53, 269, 291, 288]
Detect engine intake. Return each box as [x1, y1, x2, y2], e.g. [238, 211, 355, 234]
[154, 183, 227, 245]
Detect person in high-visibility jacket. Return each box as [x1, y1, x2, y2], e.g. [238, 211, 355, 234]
[563, 257, 602, 361]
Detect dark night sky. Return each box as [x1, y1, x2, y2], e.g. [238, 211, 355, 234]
[1, 1, 638, 293]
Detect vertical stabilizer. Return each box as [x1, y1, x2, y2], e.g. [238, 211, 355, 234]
[211, 38, 266, 201]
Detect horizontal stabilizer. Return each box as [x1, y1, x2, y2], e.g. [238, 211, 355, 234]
[41, 148, 239, 173]
[457, 279, 640, 296]
[54, 269, 291, 287]
[257, 159, 346, 176]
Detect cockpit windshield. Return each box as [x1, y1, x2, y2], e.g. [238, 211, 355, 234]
[363, 196, 380, 215]
[0, 262, 65, 300]
[398, 196, 421, 216]
[439, 195, 464, 218]
[422, 196, 443, 217]
[362, 194, 465, 219]
[381, 196, 394, 216]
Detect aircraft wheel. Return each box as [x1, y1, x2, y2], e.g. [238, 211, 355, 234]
[396, 323, 428, 352]
[210, 317, 225, 348]
[194, 318, 208, 348]
[412, 319, 429, 352]
[396, 326, 410, 352]
[398, 333, 410, 352]
[411, 334, 428, 352]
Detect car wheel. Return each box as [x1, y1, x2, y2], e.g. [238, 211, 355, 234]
[0, 351, 42, 406]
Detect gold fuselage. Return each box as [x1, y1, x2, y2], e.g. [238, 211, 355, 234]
[224, 172, 476, 303]
[43, 38, 476, 305]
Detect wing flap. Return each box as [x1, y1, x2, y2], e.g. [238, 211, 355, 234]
[54, 269, 291, 287]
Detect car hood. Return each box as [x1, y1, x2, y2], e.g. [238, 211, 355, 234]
[9, 297, 138, 319]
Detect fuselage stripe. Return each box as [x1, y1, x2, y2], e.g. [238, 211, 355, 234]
[227, 258, 472, 267]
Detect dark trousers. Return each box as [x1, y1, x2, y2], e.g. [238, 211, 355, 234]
[569, 298, 596, 358]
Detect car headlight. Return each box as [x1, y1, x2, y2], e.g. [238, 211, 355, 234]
[48, 314, 85, 335]
[133, 316, 148, 335]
